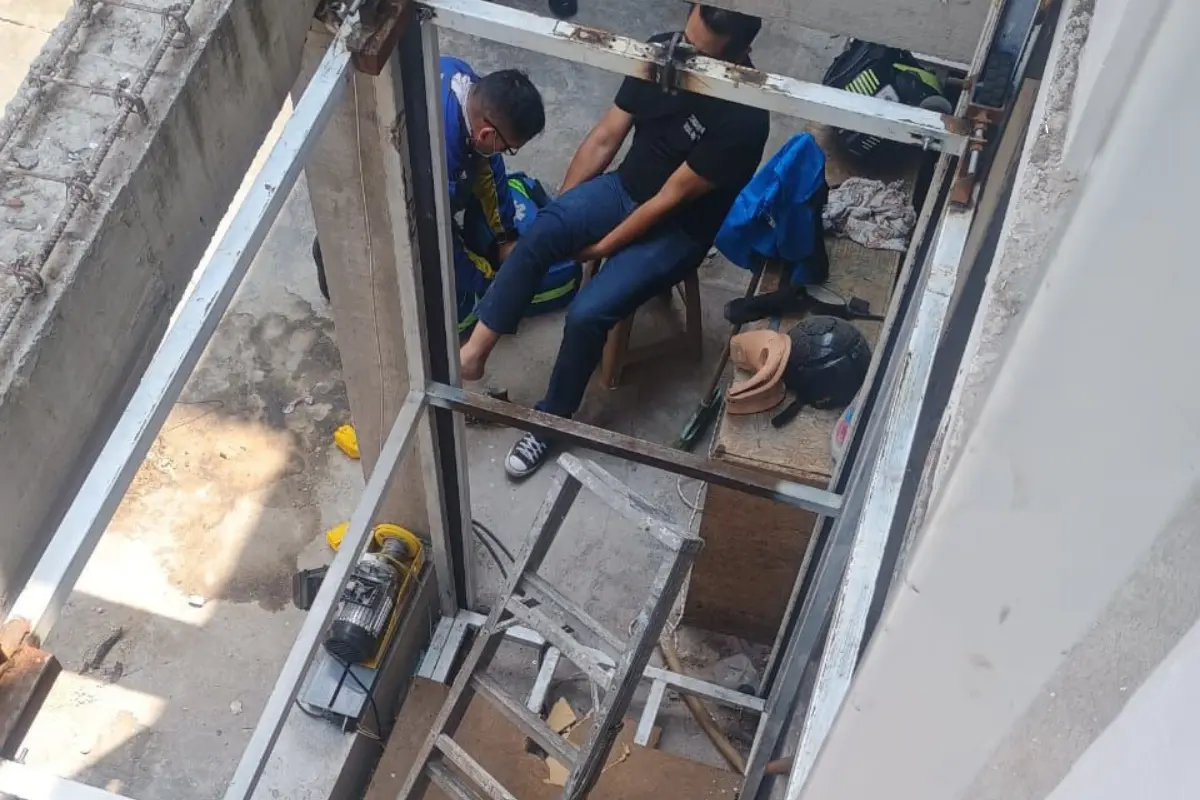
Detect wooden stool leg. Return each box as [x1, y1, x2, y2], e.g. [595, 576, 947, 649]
[683, 271, 703, 360]
[601, 317, 633, 390]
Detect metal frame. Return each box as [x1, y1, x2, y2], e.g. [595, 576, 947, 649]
[0, 0, 1003, 797]
[421, 0, 971, 155]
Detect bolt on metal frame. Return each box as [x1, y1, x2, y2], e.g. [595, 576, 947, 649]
[0, 0, 997, 797]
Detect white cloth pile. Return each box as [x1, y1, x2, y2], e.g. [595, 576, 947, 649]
[823, 177, 916, 252]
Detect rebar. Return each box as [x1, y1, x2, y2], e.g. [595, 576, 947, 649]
[0, 0, 197, 339]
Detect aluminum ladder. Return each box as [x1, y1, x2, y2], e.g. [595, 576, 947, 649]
[395, 453, 701, 800]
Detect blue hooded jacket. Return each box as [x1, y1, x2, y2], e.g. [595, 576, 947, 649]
[714, 132, 829, 285]
[440, 56, 517, 244]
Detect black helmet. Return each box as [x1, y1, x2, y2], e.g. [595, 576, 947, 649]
[783, 316, 871, 409]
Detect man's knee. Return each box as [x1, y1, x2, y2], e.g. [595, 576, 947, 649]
[563, 296, 616, 342]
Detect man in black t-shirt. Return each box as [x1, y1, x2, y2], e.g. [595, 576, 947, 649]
[460, 4, 770, 479]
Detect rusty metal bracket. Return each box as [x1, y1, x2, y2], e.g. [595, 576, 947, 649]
[0, 619, 59, 760]
[348, 0, 415, 75]
[656, 30, 696, 95]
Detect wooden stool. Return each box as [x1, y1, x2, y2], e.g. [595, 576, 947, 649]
[582, 261, 704, 389]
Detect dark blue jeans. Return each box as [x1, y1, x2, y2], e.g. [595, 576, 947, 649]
[474, 173, 708, 418]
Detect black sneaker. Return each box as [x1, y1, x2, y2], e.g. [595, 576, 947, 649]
[505, 432, 551, 479]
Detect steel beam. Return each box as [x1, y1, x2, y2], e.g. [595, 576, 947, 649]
[0, 760, 129, 800]
[425, 383, 845, 517]
[419, 0, 971, 154]
[3, 20, 356, 643]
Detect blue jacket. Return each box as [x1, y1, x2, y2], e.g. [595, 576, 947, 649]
[715, 132, 829, 285]
[441, 56, 517, 245]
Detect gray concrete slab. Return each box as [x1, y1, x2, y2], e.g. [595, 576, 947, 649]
[0, 0, 320, 614]
[18, 3, 841, 794]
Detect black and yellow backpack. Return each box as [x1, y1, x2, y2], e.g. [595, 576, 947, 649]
[822, 40, 952, 161]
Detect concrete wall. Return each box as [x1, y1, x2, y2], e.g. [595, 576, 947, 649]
[1063, 0, 1168, 170]
[797, 1, 1200, 798]
[0, 0, 319, 609]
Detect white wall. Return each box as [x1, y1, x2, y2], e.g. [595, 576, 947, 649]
[1063, 0, 1167, 169]
[797, 0, 1200, 798]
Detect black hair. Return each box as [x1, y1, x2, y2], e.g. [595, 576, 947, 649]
[696, 5, 763, 58]
[475, 69, 546, 143]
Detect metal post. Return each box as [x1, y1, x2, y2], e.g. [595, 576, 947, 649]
[395, 16, 477, 609]
[781, 205, 973, 800]
[3, 20, 356, 642]
[373, 41, 461, 617]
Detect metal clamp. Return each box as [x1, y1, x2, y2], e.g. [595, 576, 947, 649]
[657, 30, 695, 95]
[346, 0, 414, 76]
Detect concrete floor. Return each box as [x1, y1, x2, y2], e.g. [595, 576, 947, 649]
[10, 1, 844, 796]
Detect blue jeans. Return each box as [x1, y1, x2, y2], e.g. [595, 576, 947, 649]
[474, 173, 708, 418]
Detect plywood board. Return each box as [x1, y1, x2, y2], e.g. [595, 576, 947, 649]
[683, 484, 819, 641]
[699, 0, 992, 64]
[713, 126, 918, 484]
[367, 679, 741, 800]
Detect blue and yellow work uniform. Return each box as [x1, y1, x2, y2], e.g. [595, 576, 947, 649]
[440, 57, 520, 333]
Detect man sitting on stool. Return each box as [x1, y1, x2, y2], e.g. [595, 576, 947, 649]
[459, 4, 770, 479]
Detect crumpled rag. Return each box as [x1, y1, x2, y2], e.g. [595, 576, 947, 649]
[823, 177, 915, 252]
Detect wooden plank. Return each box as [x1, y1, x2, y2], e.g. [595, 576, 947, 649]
[713, 125, 918, 483]
[698, 0, 990, 63]
[366, 679, 741, 800]
[683, 484, 819, 642]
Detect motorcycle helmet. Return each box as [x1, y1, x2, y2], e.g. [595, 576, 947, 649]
[783, 316, 872, 409]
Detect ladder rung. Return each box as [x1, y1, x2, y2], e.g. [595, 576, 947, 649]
[520, 572, 625, 656]
[506, 597, 612, 690]
[427, 760, 488, 800]
[435, 734, 519, 800]
[472, 672, 578, 767]
[556, 453, 691, 551]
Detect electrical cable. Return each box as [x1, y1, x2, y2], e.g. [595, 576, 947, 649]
[328, 653, 387, 744]
[472, 519, 513, 561]
[471, 518, 514, 578]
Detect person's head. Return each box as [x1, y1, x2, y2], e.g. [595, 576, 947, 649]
[685, 5, 763, 60]
[466, 69, 545, 157]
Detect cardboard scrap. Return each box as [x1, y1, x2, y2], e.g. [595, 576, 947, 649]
[544, 698, 580, 787]
[542, 696, 662, 787]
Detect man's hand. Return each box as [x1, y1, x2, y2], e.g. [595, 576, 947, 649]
[497, 240, 516, 263]
[575, 242, 609, 263]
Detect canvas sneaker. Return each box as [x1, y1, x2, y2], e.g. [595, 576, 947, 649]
[505, 432, 551, 479]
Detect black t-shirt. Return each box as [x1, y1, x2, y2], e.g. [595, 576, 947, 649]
[615, 33, 770, 244]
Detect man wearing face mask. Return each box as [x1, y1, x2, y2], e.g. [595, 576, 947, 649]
[459, 4, 770, 479]
[442, 58, 545, 331]
[312, 59, 545, 334]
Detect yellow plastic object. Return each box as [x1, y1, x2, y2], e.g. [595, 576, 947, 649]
[333, 424, 360, 460]
[325, 521, 350, 551]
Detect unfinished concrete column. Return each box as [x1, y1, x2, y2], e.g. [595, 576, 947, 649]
[295, 22, 429, 532]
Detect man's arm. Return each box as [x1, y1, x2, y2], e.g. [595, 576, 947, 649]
[578, 163, 715, 261]
[560, 106, 634, 194]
